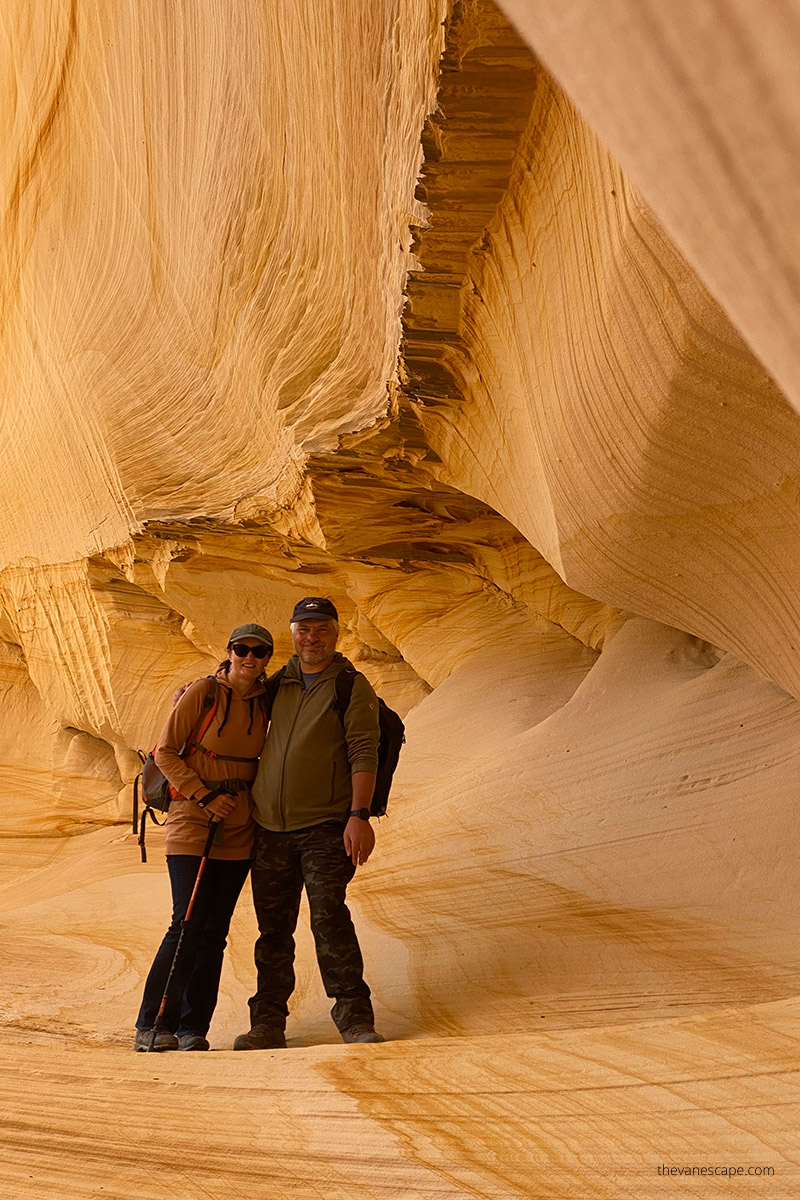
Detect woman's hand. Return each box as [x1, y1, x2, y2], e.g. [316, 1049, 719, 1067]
[194, 787, 237, 819]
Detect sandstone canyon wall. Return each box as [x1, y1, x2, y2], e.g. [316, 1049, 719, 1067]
[2, 1, 800, 1196]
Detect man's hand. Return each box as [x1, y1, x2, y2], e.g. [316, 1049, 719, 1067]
[343, 816, 375, 867]
[172, 681, 193, 707]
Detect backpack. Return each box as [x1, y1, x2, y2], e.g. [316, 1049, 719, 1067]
[265, 664, 405, 817]
[132, 676, 270, 861]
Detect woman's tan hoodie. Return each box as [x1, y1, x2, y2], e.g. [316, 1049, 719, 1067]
[154, 670, 268, 859]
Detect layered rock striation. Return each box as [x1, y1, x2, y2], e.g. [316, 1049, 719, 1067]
[4, 0, 800, 827]
[2, 2, 800, 1194]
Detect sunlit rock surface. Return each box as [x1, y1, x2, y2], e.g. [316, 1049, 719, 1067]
[498, 0, 800, 422]
[2, 0, 800, 1196]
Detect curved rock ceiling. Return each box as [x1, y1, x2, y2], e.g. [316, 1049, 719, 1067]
[2, 0, 800, 1193]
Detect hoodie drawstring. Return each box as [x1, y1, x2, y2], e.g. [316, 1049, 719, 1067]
[247, 697, 254, 736]
[217, 687, 233, 736]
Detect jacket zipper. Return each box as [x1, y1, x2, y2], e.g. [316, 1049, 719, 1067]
[278, 682, 307, 831]
[277, 669, 337, 829]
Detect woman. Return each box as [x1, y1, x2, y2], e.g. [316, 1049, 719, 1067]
[134, 623, 273, 1052]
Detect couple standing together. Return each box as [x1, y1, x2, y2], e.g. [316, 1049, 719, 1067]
[134, 596, 384, 1051]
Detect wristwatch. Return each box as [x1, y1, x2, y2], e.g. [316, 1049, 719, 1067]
[349, 808, 371, 820]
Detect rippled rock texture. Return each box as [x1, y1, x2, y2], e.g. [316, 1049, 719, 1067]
[2, 0, 800, 1195]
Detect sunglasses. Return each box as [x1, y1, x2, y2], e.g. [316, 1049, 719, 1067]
[230, 643, 270, 659]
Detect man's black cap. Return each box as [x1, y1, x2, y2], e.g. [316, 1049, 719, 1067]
[290, 597, 339, 623]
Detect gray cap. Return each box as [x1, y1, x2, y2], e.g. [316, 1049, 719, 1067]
[227, 623, 274, 653]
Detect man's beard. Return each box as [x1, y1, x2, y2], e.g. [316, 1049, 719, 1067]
[299, 647, 330, 665]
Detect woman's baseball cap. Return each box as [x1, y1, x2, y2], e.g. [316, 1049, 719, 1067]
[227, 623, 274, 653]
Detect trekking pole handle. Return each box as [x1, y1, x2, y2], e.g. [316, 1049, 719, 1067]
[193, 782, 232, 855]
[195, 778, 248, 809]
[200, 814, 220, 859]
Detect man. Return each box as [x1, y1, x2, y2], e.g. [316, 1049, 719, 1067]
[233, 596, 384, 1049]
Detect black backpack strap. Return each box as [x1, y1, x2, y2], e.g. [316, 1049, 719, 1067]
[132, 772, 139, 836]
[132, 748, 148, 835]
[333, 666, 357, 723]
[262, 667, 286, 713]
[137, 804, 167, 864]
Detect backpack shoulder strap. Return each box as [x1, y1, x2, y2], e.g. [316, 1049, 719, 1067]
[333, 665, 357, 722]
[136, 677, 219, 862]
[183, 676, 220, 755]
[262, 667, 286, 714]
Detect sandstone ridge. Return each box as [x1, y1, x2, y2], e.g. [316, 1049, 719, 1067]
[2, 1, 800, 1196]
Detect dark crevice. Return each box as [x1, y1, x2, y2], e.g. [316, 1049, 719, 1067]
[401, 0, 539, 406]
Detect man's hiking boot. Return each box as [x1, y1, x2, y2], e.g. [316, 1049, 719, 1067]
[134, 1028, 179, 1052]
[178, 1033, 210, 1051]
[340, 1023, 385, 1044]
[233, 1024, 287, 1050]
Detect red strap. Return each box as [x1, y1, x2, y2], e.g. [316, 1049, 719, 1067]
[147, 682, 220, 810]
[183, 682, 219, 760]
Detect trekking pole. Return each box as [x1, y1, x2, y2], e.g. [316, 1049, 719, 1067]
[147, 782, 237, 1052]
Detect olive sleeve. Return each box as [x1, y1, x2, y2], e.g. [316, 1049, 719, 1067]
[343, 673, 380, 774]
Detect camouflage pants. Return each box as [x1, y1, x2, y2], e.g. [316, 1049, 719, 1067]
[248, 821, 373, 1032]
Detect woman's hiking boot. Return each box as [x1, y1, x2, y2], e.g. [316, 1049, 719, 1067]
[233, 1024, 287, 1050]
[134, 1028, 179, 1052]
